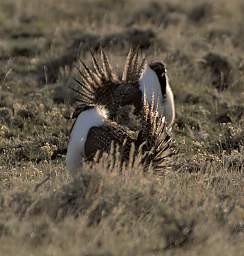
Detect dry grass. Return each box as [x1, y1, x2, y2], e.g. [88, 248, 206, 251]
[0, 0, 243, 255]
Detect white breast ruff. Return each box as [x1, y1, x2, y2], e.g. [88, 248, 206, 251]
[66, 107, 106, 172]
[139, 65, 175, 127]
[139, 64, 163, 111]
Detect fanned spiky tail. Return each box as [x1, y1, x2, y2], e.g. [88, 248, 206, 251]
[137, 96, 173, 173]
[71, 47, 146, 115]
[122, 47, 146, 82]
[71, 49, 118, 108]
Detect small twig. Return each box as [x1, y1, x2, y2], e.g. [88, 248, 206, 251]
[34, 174, 51, 192]
[44, 65, 48, 85]
[2, 68, 12, 86]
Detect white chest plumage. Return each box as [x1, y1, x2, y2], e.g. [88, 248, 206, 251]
[139, 64, 175, 127]
[66, 107, 106, 172]
[139, 65, 163, 109]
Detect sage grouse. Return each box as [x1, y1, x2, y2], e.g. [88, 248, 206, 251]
[66, 48, 174, 172]
[66, 105, 136, 172]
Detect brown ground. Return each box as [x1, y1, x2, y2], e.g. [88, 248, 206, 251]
[0, 0, 243, 255]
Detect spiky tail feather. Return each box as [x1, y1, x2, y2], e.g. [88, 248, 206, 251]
[70, 49, 118, 109]
[90, 98, 173, 174]
[122, 46, 146, 82]
[71, 47, 145, 107]
[137, 97, 173, 173]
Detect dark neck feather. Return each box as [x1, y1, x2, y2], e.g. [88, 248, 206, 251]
[149, 62, 167, 97]
[72, 105, 94, 119]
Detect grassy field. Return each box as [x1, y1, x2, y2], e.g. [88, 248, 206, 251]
[0, 0, 243, 255]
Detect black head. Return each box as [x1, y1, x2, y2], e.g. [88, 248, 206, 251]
[149, 62, 167, 96]
[149, 62, 166, 76]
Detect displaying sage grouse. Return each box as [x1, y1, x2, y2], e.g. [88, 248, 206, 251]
[66, 105, 136, 172]
[66, 48, 174, 172]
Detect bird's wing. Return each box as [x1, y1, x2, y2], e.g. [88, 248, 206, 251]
[85, 120, 136, 162]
